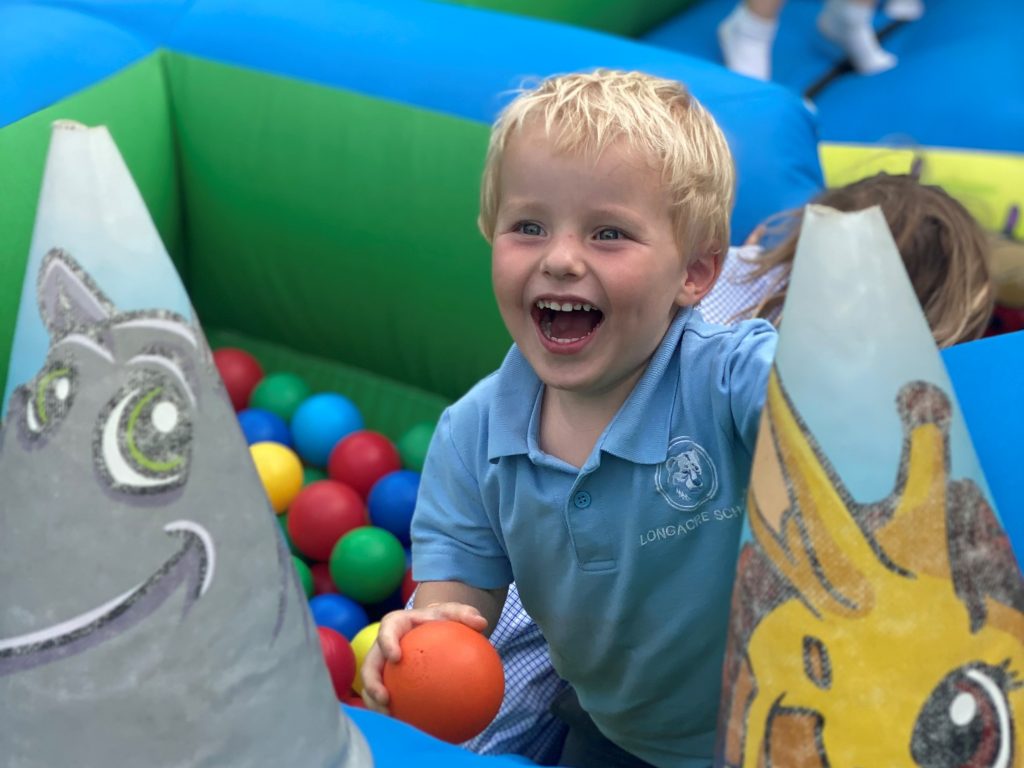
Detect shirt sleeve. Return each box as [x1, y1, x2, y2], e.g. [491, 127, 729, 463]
[722, 320, 778, 453]
[410, 408, 514, 590]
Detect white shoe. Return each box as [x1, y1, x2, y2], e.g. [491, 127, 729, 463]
[818, 1, 898, 75]
[718, 5, 776, 81]
[884, 0, 925, 21]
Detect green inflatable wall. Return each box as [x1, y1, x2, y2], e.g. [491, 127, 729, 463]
[433, 0, 699, 36]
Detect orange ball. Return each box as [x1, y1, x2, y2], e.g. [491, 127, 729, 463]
[382, 620, 505, 743]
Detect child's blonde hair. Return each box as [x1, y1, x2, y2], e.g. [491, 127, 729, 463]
[478, 69, 735, 262]
[743, 173, 994, 347]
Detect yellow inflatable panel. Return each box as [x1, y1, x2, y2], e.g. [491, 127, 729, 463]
[819, 142, 1024, 240]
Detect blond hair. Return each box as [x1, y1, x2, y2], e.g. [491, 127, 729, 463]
[478, 69, 735, 261]
[742, 173, 994, 347]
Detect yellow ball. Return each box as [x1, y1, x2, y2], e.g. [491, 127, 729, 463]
[350, 621, 381, 695]
[249, 441, 303, 513]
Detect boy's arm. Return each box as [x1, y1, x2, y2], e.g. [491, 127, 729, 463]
[725, 322, 779, 453]
[414, 580, 508, 635]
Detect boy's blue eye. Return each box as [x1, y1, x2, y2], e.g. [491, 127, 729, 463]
[596, 228, 623, 241]
[517, 222, 544, 236]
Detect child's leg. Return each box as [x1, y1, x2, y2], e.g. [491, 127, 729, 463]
[717, 0, 784, 81]
[817, 0, 898, 74]
[551, 687, 659, 768]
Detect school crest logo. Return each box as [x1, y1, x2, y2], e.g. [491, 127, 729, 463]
[657, 436, 719, 511]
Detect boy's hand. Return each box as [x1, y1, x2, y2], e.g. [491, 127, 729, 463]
[360, 602, 488, 714]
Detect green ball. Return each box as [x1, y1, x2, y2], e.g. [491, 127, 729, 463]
[303, 466, 327, 486]
[397, 421, 436, 473]
[250, 372, 311, 422]
[329, 527, 406, 604]
[292, 556, 314, 598]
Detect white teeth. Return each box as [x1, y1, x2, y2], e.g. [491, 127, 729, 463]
[534, 299, 598, 312]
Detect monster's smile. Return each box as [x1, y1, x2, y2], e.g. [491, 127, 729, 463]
[0, 521, 215, 675]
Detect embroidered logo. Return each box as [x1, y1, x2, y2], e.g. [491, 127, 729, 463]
[656, 436, 719, 511]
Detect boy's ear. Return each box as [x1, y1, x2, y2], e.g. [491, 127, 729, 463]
[676, 242, 723, 306]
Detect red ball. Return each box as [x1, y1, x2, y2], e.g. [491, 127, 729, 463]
[288, 480, 367, 562]
[310, 562, 339, 596]
[318, 626, 356, 699]
[383, 621, 505, 744]
[400, 567, 418, 605]
[327, 430, 402, 499]
[213, 347, 263, 411]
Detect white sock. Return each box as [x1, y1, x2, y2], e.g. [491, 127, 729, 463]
[884, 0, 924, 21]
[818, 0, 898, 75]
[718, 3, 778, 81]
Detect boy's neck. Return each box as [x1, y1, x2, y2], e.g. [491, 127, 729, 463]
[538, 373, 640, 469]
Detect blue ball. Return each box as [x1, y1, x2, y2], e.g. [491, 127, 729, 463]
[367, 470, 420, 547]
[238, 408, 293, 447]
[309, 593, 369, 640]
[290, 393, 363, 467]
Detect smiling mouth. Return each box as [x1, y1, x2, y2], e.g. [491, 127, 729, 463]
[0, 521, 215, 676]
[532, 299, 604, 345]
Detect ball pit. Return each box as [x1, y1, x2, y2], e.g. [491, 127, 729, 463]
[311, 593, 370, 640]
[237, 407, 293, 447]
[328, 430, 402, 499]
[396, 422, 435, 474]
[212, 347, 263, 411]
[288, 480, 367, 562]
[310, 562, 339, 596]
[249, 371, 311, 422]
[329, 527, 406, 604]
[382, 621, 505, 744]
[291, 393, 364, 467]
[367, 470, 420, 547]
[318, 626, 357, 700]
[293, 556, 314, 598]
[350, 621, 381, 696]
[249, 441, 304, 513]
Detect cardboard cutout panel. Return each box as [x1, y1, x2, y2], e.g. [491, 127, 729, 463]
[716, 206, 1024, 767]
[0, 122, 371, 767]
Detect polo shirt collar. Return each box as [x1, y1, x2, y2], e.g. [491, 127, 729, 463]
[486, 308, 693, 465]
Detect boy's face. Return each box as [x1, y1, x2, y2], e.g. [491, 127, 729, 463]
[491, 125, 712, 401]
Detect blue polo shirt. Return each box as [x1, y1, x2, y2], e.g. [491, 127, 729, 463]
[411, 307, 777, 767]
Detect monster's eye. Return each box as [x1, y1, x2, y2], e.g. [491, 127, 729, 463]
[25, 363, 76, 435]
[96, 377, 192, 493]
[912, 664, 1014, 768]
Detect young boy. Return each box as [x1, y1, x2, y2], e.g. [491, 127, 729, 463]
[362, 69, 777, 767]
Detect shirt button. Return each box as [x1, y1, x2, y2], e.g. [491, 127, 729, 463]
[573, 491, 592, 509]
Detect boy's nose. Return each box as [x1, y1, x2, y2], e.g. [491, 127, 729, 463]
[541, 234, 585, 279]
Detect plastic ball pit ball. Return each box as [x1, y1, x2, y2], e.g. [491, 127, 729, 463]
[328, 430, 402, 499]
[367, 470, 420, 547]
[310, 593, 369, 640]
[249, 371, 311, 422]
[212, 347, 263, 411]
[310, 562, 339, 596]
[329, 527, 406, 604]
[383, 621, 505, 743]
[249, 442, 304, 513]
[293, 556, 314, 598]
[350, 621, 380, 695]
[237, 408, 292, 447]
[287, 480, 367, 561]
[290, 393, 364, 467]
[397, 421, 435, 473]
[400, 567, 418, 604]
[317, 626, 357, 700]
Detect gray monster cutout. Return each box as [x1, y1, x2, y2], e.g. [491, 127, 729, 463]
[0, 248, 371, 767]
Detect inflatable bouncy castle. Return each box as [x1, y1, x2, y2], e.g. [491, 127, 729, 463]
[1, 0, 1021, 765]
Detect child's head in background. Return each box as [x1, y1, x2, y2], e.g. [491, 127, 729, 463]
[744, 173, 994, 347]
